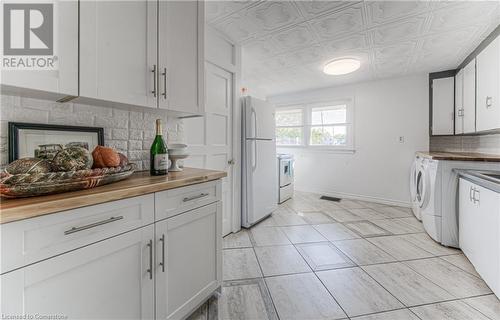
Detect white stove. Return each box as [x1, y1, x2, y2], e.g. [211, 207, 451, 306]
[277, 154, 294, 203]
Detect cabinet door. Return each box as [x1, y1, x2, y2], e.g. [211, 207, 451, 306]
[476, 36, 500, 132]
[455, 69, 464, 134]
[80, 0, 157, 108]
[0, 0, 78, 97]
[155, 202, 222, 320]
[463, 59, 476, 133]
[158, 0, 204, 114]
[432, 77, 454, 135]
[1, 226, 155, 320]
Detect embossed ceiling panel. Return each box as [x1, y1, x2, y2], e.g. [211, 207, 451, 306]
[207, 0, 500, 97]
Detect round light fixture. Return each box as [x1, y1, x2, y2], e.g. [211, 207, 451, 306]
[323, 58, 361, 75]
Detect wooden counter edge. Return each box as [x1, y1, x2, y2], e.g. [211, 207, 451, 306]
[0, 168, 227, 225]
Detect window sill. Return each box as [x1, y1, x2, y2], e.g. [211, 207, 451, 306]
[277, 146, 356, 154]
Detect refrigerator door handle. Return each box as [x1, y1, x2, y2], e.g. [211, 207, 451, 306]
[252, 140, 257, 172]
[251, 107, 257, 139]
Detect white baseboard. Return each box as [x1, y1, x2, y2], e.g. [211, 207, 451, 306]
[294, 186, 412, 208]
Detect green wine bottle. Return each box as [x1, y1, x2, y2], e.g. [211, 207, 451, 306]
[150, 119, 169, 176]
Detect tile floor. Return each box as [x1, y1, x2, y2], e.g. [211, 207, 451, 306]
[189, 191, 500, 320]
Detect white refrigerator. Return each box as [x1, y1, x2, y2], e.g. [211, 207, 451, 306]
[242, 96, 278, 228]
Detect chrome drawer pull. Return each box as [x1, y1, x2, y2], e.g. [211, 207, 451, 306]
[159, 234, 165, 272]
[147, 239, 153, 280]
[64, 216, 124, 235]
[183, 193, 209, 202]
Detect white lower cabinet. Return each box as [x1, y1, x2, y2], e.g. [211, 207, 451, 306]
[1, 225, 155, 319]
[155, 202, 222, 320]
[0, 181, 223, 320]
[459, 178, 500, 297]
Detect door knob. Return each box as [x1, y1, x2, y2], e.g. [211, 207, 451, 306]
[228, 159, 235, 165]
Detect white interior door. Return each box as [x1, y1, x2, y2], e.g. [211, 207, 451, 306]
[183, 62, 234, 236]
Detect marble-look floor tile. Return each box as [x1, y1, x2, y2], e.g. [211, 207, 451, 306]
[186, 302, 207, 320]
[368, 236, 434, 260]
[410, 300, 490, 320]
[313, 223, 361, 241]
[223, 248, 262, 280]
[296, 242, 355, 271]
[350, 309, 420, 320]
[254, 245, 310, 276]
[399, 233, 460, 256]
[370, 219, 422, 235]
[440, 254, 480, 277]
[324, 209, 364, 222]
[250, 226, 291, 246]
[281, 225, 327, 243]
[357, 200, 389, 209]
[317, 201, 344, 211]
[362, 262, 454, 306]
[317, 267, 404, 317]
[220, 279, 278, 320]
[271, 212, 307, 226]
[405, 258, 491, 298]
[265, 273, 346, 320]
[296, 211, 334, 224]
[374, 206, 413, 218]
[349, 208, 388, 220]
[339, 199, 366, 209]
[394, 217, 425, 232]
[223, 230, 252, 249]
[344, 220, 392, 237]
[334, 239, 396, 265]
[462, 294, 500, 320]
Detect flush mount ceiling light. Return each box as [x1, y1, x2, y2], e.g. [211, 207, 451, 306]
[323, 58, 361, 75]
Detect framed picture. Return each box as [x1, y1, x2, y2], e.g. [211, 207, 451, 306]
[8, 122, 104, 162]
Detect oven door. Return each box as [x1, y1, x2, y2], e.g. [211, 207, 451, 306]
[279, 158, 293, 187]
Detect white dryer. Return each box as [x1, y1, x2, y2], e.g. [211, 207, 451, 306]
[410, 156, 423, 221]
[415, 155, 499, 247]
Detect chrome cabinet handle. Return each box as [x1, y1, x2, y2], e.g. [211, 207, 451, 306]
[159, 234, 165, 272]
[183, 193, 209, 202]
[162, 68, 167, 99]
[473, 189, 480, 204]
[469, 186, 474, 202]
[486, 96, 492, 108]
[147, 239, 153, 280]
[64, 216, 123, 235]
[152, 65, 157, 97]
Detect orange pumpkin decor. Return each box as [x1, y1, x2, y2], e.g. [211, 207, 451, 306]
[92, 146, 121, 168]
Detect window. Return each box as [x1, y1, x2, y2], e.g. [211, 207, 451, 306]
[275, 108, 304, 146]
[275, 100, 354, 150]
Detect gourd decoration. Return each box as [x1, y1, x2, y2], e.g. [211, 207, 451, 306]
[52, 147, 93, 171]
[1, 145, 135, 198]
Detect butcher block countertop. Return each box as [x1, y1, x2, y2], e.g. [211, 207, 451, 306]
[417, 151, 500, 162]
[0, 167, 227, 224]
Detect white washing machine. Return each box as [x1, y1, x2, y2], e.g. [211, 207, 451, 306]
[416, 156, 499, 247]
[409, 156, 423, 221]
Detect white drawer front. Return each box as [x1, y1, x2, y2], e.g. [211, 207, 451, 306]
[1, 194, 154, 274]
[155, 181, 221, 221]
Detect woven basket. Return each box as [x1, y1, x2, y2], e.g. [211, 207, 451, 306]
[0, 164, 136, 198]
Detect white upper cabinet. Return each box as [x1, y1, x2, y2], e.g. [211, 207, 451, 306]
[455, 69, 464, 134]
[0, 0, 78, 98]
[79, 0, 157, 108]
[158, 1, 204, 113]
[476, 35, 500, 132]
[462, 59, 476, 133]
[432, 77, 455, 135]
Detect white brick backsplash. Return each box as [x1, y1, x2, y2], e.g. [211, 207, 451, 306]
[112, 128, 129, 140]
[129, 140, 142, 150]
[0, 94, 184, 167]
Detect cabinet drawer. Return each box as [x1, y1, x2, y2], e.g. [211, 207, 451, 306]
[155, 181, 221, 221]
[1, 194, 154, 274]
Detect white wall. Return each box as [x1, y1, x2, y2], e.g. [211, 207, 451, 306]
[268, 74, 429, 206]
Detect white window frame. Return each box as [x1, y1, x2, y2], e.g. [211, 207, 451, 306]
[276, 99, 355, 152]
[275, 105, 306, 147]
